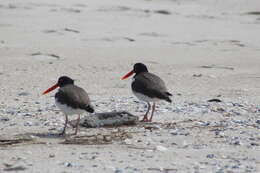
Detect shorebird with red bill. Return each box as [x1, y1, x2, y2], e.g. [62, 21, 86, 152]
[121, 63, 172, 122]
[42, 76, 94, 135]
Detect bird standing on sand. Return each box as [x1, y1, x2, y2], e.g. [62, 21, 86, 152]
[42, 76, 94, 135]
[121, 63, 172, 122]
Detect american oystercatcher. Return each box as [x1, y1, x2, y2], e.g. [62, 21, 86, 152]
[42, 76, 94, 135]
[121, 63, 172, 122]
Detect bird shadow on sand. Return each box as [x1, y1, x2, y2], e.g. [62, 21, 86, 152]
[24, 132, 67, 139]
[0, 133, 47, 147]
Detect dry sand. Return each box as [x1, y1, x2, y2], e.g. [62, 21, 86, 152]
[0, 0, 260, 172]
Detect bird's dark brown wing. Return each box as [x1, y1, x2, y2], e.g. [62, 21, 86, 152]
[132, 72, 172, 102]
[55, 85, 94, 113]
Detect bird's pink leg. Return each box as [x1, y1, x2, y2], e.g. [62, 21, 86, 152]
[74, 114, 80, 135]
[60, 114, 68, 136]
[140, 102, 151, 122]
[148, 103, 156, 122]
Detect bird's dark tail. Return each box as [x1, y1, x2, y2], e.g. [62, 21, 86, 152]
[165, 92, 172, 103]
[166, 92, 172, 96]
[84, 105, 94, 113]
[165, 97, 172, 103]
[154, 90, 172, 103]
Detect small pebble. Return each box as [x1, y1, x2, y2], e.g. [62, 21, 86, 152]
[197, 121, 210, 126]
[215, 169, 224, 173]
[232, 165, 239, 169]
[154, 10, 171, 15]
[91, 156, 97, 160]
[4, 166, 27, 171]
[250, 142, 259, 146]
[206, 154, 215, 158]
[156, 145, 168, 152]
[232, 141, 241, 145]
[64, 162, 72, 167]
[209, 75, 216, 78]
[124, 139, 132, 145]
[0, 117, 10, 121]
[9, 123, 17, 126]
[24, 121, 33, 126]
[18, 92, 30, 96]
[193, 74, 202, 77]
[208, 98, 222, 102]
[49, 154, 55, 158]
[114, 168, 123, 173]
[136, 139, 142, 143]
[170, 129, 189, 136]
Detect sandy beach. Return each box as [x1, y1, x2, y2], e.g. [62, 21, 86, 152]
[0, 0, 260, 172]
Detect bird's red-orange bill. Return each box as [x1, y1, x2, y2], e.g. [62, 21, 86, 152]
[121, 70, 134, 80]
[42, 83, 59, 95]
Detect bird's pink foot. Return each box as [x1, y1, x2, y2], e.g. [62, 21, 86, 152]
[140, 116, 149, 122]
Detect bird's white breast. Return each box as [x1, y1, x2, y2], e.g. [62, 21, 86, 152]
[133, 91, 160, 102]
[55, 99, 85, 115]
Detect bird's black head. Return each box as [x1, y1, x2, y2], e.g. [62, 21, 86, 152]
[121, 63, 149, 80]
[133, 63, 148, 74]
[57, 76, 74, 87]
